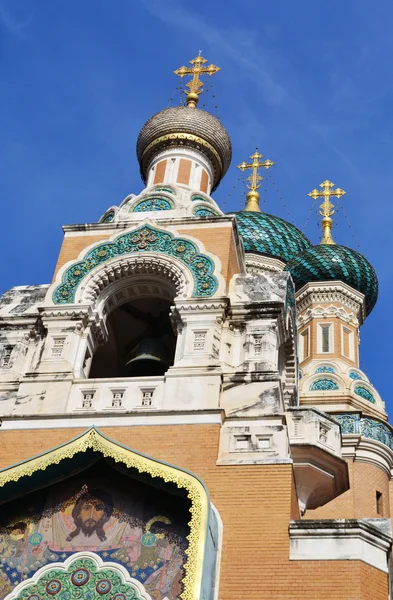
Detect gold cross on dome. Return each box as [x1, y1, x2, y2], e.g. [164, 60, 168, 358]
[308, 180, 346, 244]
[237, 148, 275, 211]
[174, 54, 220, 108]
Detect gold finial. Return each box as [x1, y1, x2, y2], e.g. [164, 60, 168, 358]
[174, 53, 220, 108]
[237, 148, 275, 212]
[308, 179, 346, 245]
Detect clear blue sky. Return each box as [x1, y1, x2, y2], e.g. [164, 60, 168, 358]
[1, 1, 391, 405]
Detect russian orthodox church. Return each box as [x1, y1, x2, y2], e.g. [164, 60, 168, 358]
[0, 54, 390, 600]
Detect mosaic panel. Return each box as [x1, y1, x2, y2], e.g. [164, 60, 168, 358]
[153, 186, 175, 194]
[0, 466, 190, 600]
[315, 366, 336, 374]
[193, 207, 218, 217]
[191, 195, 212, 204]
[354, 385, 375, 403]
[130, 196, 174, 213]
[10, 555, 143, 600]
[52, 225, 218, 303]
[101, 211, 115, 223]
[309, 378, 339, 391]
[349, 371, 362, 380]
[336, 414, 393, 450]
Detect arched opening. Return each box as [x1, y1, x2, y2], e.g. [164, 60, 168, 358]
[89, 292, 177, 379]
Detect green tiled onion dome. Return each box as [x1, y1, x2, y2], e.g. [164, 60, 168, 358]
[285, 244, 378, 315]
[230, 211, 312, 263]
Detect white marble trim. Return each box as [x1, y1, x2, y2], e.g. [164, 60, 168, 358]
[290, 520, 391, 572]
[0, 411, 223, 430]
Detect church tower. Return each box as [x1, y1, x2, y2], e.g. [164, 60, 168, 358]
[0, 55, 391, 600]
[285, 181, 391, 521]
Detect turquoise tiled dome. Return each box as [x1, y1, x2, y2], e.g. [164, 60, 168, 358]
[285, 244, 378, 315]
[230, 211, 312, 263]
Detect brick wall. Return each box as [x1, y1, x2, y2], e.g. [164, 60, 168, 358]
[153, 160, 167, 184]
[299, 313, 359, 368]
[53, 234, 110, 282]
[200, 169, 208, 193]
[305, 459, 390, 519]
[177, 159, 191, 185]
[289, 561, 387, 599]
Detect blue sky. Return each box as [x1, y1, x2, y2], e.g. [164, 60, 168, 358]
[1, 0, 391, 404]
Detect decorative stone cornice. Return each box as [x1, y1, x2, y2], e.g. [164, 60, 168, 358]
[62, 215, 236, 234]
[245, 253, 286, 274]
[296, 281, 365, 324]
[173, 298, 228, 312]
[39, 305, 91, 321]
[297, 304, 359, 328]
[289, 518, 392, 573]
[341, 434, 393, 476]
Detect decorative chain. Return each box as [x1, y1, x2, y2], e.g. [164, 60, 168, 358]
[302, 198, 318, 234]
[222, 174, 241, 207]
[167, 86, 180, 107]
[264, 172, 293, 222]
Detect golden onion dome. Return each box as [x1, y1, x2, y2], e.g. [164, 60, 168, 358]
[136, 106, 232, 191]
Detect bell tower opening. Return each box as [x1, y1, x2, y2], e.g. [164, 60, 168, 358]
[89, 295, 176, 379]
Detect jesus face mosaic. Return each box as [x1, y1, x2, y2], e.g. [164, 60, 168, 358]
[0, 463, 190, 600]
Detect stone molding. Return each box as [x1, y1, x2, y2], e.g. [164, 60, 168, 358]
[216, 416, 293, 465]
[174, 298, 228, 313]
[287, 406, 348, 512]
[289, 518, 392, 573]
[61, 214, 237, 234]
[0, 411, 224, 430]
[341, 433, 393, 476]
[300, 372, 385, 415]
[297, 304, 359, 328]
[296, 281, 365, 323]
[244, 253, 286, 274]
[39, 305, 91, 321]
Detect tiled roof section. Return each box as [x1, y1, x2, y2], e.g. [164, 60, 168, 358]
[285, 244, 378, 315]
[231, 211, 312, 263]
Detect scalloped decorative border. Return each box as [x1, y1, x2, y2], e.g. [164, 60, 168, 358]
[52, 224, 218, 303]
[5, 552, 152, 600]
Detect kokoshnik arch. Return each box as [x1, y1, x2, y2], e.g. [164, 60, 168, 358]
[0, 52, 391, 600]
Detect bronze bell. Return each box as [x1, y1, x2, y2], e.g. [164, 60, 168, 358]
[124, 338, 169, 377]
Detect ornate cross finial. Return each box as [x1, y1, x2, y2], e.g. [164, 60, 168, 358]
[174, 54, 220, 108]
[308, 180, 346, 245]
[237, 148, 275, 212]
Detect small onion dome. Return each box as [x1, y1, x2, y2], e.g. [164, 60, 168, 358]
[230, 211, 312, 263]
[137, 106, 232, 191]
[285, 244, 378, 316]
